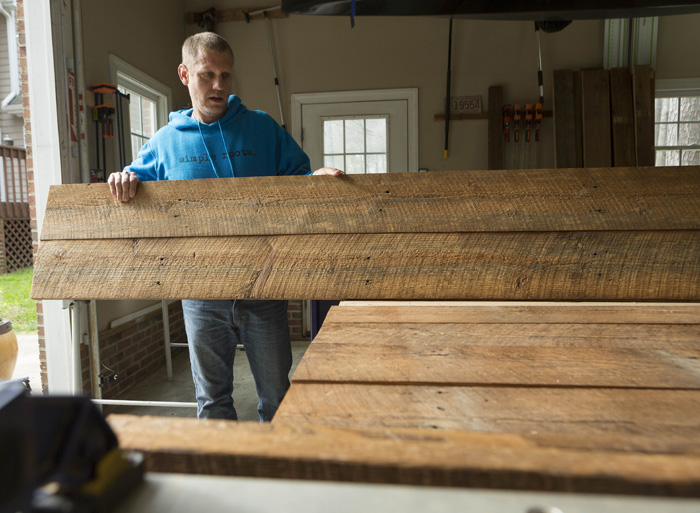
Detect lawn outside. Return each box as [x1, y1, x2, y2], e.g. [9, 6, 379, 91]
[0, 266, 37, 333]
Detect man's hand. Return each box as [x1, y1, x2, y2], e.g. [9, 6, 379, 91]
[312, 167, 344, 176]
[108, 171, 140, 202]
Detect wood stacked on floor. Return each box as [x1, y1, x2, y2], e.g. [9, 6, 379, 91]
[553, 65, 654, 168]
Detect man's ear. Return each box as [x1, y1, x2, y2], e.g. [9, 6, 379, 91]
[178, 64, 189, 85]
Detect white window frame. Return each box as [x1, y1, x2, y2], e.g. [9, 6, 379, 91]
[655, 78, 700, 166]
[291, 88, 419, 173]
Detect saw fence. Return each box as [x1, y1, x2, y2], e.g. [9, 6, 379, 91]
[32, 167, 700, 497]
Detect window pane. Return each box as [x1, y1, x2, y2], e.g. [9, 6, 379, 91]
[655, 97, 678, 123]
[130, 96, 143, 135]
[681, 149, 700, 166]
[324, 120, 344, 154]
[366, 154, 387, 174]
[655, 123, 678, 146]
[346, 154, 365, 174]
[142, 99, 157, 138]
[655, 149, 680, 166]
[345, 119, 364, 153]
[366, 118, 387, 153]
[324, 154, 345, 169]
[680, 96, 700, 122]
[679, 122, 700, 145]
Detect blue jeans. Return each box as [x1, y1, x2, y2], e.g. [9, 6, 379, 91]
[181, 299, 292, 421]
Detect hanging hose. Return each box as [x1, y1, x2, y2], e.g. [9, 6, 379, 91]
[444, 18, 453, 159]
[535, 23, 544, 105]
[264, 10, 286, 130]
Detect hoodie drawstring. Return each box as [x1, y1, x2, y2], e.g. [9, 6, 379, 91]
[197, 121, 236, 178]
[218, 121, 235, 177]
[197, 123, 220, 178]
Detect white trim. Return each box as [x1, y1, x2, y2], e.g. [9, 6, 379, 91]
[655, 78, 700, 97]
[26, 0, 73, 393]
[108, 54, 172, 128]
[291, 88, 419, 172]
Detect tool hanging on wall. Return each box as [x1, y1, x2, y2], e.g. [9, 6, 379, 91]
[89, 83, 129, 182]
[524, 103, 533, 169]
[242, 6, 287, 129]
[444, 17, 453, 159]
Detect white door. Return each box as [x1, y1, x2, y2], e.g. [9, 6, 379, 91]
[292, 89, 418, 173]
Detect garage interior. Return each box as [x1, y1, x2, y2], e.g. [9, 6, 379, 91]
[4, 0, 700, 511]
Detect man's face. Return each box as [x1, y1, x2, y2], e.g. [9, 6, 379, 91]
[178, 49, 233, 124]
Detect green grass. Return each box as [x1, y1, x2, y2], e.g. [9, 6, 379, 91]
[0, 266, 37, 333]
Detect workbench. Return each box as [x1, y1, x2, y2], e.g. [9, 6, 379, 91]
[33, 166, 700, 501]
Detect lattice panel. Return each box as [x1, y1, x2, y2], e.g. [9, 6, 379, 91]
[3, 219, 33, 273]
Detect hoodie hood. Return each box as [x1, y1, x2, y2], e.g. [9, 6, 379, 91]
[168, 95, 248, 130]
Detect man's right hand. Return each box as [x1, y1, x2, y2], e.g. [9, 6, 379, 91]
[108, 171, 140, 202]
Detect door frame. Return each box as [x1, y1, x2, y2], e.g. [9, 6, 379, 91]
[291, 88, 419, 172]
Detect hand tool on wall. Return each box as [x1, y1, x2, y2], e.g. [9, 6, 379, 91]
[534, 102, 543, 168]
[502, 104, 511, 169]
[512, 104, 521, 169]
[524, 103, 533, 168]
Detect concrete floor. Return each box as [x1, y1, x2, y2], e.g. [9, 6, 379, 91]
[9, 331, 311, 422]
[101, 339, 311, 421]
[12, 332, 42, 393]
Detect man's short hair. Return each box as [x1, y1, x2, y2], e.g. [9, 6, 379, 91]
[182, 32, 234, 67]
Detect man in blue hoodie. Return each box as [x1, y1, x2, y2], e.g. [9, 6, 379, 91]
[108, 32, 341, 422]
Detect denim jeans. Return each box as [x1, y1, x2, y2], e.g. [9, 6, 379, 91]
[181, 299, 292, 421]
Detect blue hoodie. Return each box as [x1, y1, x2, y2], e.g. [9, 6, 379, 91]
[125, 95, 311, 181]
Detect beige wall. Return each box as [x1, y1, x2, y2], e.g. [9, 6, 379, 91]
[656, 13, 700, 79]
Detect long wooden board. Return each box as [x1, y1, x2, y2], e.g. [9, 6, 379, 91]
[108, 415, 700, 496]
[634, 65, 655, 166]
[38, 167, 700, 240]
[581, 69, 613, 167]
[31, 230, 700, 300]
[324, 302, 700, 325]
[293, 324, 700, 387]
[552, 70, 579, 168]
[610, 67, 637, 167]
[274, 385, 700, 441]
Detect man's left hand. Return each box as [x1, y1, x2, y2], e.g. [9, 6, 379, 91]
[312, 167, 344, 176]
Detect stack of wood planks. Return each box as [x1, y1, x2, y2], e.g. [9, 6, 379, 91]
[33, 166, 700, 497]
[553, 65, 655, 168]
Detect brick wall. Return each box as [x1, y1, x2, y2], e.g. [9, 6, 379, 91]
[16, 0, 47, 392]
[82, 301, 188, 398]
[288, 299, 305, 341]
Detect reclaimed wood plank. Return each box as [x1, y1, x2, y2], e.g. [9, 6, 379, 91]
[108, 414, 700, 496]
[274, 385, 700, 443]
[30, 230, 700, 300]
[634, 65, 656, 166]
[325, 302, 700, 325]
[610, 67, 637, 167]
[293, 323, 700, 387]
[38, 167, 700, 240]
[552, 70, 578, 168]
[581, 69, 612, 167]
[487, 85, 504, 170]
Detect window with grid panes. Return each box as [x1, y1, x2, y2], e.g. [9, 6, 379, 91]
[323, 116, 388, 174]
[655, 89, 700, 166]
[119, 85, 158, 162]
